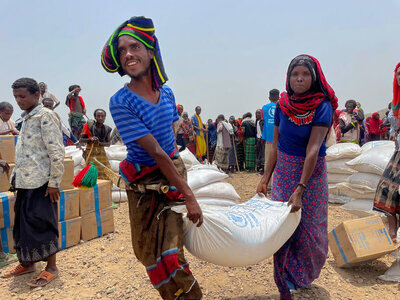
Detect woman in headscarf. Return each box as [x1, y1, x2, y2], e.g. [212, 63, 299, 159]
[373, 62, 400, 242]
[366, 112, 383, 141]
[256, 55, 337, 300]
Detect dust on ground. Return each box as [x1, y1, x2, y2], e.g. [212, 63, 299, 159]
[0, 172, 399, 299]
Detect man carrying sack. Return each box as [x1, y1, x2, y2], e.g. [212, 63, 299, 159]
[102, 16, 203, 299]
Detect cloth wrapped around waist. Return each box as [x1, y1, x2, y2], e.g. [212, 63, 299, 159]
[119, 149, 185, 201]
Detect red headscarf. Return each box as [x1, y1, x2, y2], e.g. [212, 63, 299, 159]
[177, 104, 183, 111]
[279, 55, 338, 126]
[392, 63, 400, 126]
[368, 112, 383, 136]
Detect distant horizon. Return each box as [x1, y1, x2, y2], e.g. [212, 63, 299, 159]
[1, 0, 399, 127]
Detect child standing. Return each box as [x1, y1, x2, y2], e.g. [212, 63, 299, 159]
[2, 78, 64, 287]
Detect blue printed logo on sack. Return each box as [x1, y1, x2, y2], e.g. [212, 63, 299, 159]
[224, 198, 283, 228]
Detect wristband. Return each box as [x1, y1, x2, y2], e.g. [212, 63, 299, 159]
[297, 183, 307, 189]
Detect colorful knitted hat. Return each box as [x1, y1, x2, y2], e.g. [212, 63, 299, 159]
[101, 16, 168, 89]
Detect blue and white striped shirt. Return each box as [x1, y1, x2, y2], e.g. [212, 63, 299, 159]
[109, 84, 179, 166]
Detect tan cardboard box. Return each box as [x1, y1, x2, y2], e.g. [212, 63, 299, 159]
[58, 189, 80, 221]
[0, 164, 14, 193]
[79, 180, 112, 215]
[0, 135, 17, 163]
[81, 207, 114, 241]
[329, 216, 399, 268]
[58, 217, 82, 250]
[0, 227, 15, 254]
[60, 159, 74, 190]
[0, 192, 15, 229]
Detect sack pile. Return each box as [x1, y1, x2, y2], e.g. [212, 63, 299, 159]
[338, 142, 395, 216]
[326, 143, 362, 204]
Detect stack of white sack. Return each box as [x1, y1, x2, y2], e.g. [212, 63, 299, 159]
[326, 143, 361, 203]
[171, 195, 301, 266]
[65, 146, 85, 176]
[338, 141, 396, 216]
[105, 145, 128, 203]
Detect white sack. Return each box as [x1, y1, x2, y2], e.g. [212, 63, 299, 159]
[195, 197, 239, 207]
[187, 169, 228, 190]
[327, 159, 358, 175]
[188, 163, 220, 172]
[105, 145, 127, 161]
[193, 182, 240, 200]
[328, 173, 350, 184]
[378, 260, 400, 282]
[109, 160, 120, 173]
[332, 182, 375, 199]
[112, 190, 128, 203]
[361, 140, 394, 153]
[325, 129, 337, 147]
[347, 172, 381, 189]
[346, 142, 395, 175]
[341, 199, 387, 219]
[180, 148, 200, 167]
[326, 143, 362, 161]
[171, 196, 301, 267]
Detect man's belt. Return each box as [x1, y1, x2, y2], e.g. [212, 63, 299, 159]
[93, 158, 170, 194]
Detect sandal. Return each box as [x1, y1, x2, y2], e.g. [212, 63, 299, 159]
[27, 270, 58, 287]
[2, 264, 34, 278]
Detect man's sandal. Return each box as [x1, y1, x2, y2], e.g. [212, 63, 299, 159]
[2, 264, 34, 278]
[27, 270, 58, 287]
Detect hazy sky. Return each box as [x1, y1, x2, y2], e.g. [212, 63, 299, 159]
[0, 0, 399, 126]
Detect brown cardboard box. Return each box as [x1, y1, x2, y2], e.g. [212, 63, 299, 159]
[58, 189, 80, 221]
[64, 155, 72, 160]
[81, 207, 114, 241]
[58, 217, 82, 250]
[0, 192, 15, 229]
[0, 164, 14, 193]
[79, 180, 112, 215]
[60, 159, 74, 190]
[329, 216, 399, 268]
[0, 135, 17, 163]
[0, 227, 15, 254]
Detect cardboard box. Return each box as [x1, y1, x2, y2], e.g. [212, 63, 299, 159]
[81, 207, 114, 241]
[0, 227, 15, 254]
[0, 135, 17, 163]
[58, 189, 80, 221]
[0, 192, 15, 229]
[58, 217, 82, 250]
[0, 164, 14, 193]
[329, 216, 399, 268]
[60, 159, 74, 190]
[79, 180, 112, 215]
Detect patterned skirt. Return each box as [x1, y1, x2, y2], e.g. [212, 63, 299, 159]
[244, 137, 256, 169]
[14, 183, 59, 267]
[271, 150, 328, 300]
[373, 150, 400, 214]
[215, 146, 230, 169]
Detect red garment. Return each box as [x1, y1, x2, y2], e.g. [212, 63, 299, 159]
[279, 55, 338, 126]
[236, 118, 244, 142]
[368, 112, 383, 136]
[69, 96, 85, 112]
[392, 63, 400, 126]
[176, 104, 183, 111]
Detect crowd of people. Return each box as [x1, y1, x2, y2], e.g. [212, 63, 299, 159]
[0, 14, 399, 300]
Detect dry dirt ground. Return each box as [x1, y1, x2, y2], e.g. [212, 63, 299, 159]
[1, 172, 399, 300]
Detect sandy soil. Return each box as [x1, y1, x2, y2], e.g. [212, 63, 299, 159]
[0, 172, 399, 300]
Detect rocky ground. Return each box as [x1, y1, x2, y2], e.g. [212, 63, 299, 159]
[0, 172, 399, 299]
